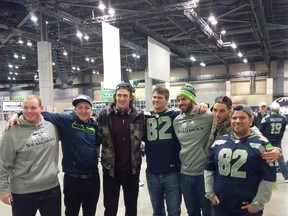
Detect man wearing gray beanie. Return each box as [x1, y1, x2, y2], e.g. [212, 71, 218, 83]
[173, 83, 213, 216]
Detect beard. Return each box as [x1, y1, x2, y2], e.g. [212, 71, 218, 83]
[179, 102, 193, 114]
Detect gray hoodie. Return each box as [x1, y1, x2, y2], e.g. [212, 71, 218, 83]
[0, 115, 60, 194]
[173, 106, 213, 176]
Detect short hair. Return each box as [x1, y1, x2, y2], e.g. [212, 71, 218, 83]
[24, 95, 42, 107]
[152, 85, 170, 100]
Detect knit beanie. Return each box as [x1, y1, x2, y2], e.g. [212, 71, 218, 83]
[176, 83, 196, 103]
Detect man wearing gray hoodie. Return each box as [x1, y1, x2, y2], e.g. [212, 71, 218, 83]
[0, 95, 60, 216]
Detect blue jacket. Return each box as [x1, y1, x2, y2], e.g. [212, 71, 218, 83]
[42, 112, 99, 174]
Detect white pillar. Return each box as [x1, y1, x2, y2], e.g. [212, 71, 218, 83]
[145, 71, 153, 111]
[37, 41, 54, 110]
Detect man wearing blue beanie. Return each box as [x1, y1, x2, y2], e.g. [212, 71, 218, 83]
[173, 83, 213, 216]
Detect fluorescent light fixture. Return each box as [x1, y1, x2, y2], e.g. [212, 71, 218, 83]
[63, 50, 68, 56]
[190, 56, 196, 61]
[84, 35, 89, 40]
[31, 15, 38, 22]
[221, 29, 226, 34]
[27, 41, 32, 46]
[98, 2, 106, 10]
[8, 64, 13, 68]
[21, 55, 26, 59]
[200, 62, 206, 67]
[108, 8, 115, 15]
[18, 39, 24, 44]
[85, 57, 90, 61]
[243, 58, 248, 63]
[14, 54, 19, 59]
[76, 32, 83, 38]
[237, 51, 243, 57]
[231, 42, 237, 49]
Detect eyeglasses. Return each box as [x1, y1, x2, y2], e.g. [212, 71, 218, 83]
[214, 96, 232, 108]
[72, 121, 96, 135]
[115, 83, 135, 93]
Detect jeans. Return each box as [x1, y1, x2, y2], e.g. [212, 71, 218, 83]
[180, 173, 211, 216]
[277, 155, 288, 180]
[63, 172, 100, 216]
[12, 185, 61, 216]
[146, 171, 181, 216]
[103, 168, 140, 216]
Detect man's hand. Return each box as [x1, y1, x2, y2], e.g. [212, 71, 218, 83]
[210, 195, 220, 206]
[262, 147, 281, 163]
[0, 192, 13, 205]
[197, 102, 208, 114]
[241, 202, 258, 213]
[4, 113, 20, 131]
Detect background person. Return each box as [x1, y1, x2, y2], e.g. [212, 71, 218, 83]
[0, 95, 61, 216]
[259, 102, 288, 183]
[97, 83, 145, 216]
[254, 102, 267, 128]
[204, 104, 276, 216]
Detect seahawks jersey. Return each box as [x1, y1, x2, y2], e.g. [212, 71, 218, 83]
[145, 109, 181, 174]
[259, 113, 287, 147]
[205, 134, 276, 215]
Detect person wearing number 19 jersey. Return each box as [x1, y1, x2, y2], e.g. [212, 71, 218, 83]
[204, 105, 276, 216]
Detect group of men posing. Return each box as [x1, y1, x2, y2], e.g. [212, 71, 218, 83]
[0, 82, 285, 216]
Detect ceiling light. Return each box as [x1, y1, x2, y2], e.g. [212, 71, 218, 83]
[132, 53, 137, 58]
[27, 41, 32, 46]
[63, 50, 68, 56]
[91, 59, 95, 62]
[221, 29, 226, 35]
[14, 54, 19, 59]
[108, 8, 115, 15]
[31, 15, 38, 22]
[200, 62, 206, 67]
[231, 42, 237, 49]
[8, 64, 13, 68]
[45, 21, 49, 24]
[12, 77, 16, 80]
[72, 66, 76, 70]
[237, 51, 243, 57]
[15, 65, 19, 69]
[84, 35, 89, 40]
[76, 32, 83, 38]
[77, 67, 80, 71]
[96, 71, 99, 74]
[15, 72, 18, 75]
[85, 57, 90, 61]
[9, 71, 13, 75]
[243, 58, 248, 63]
[190, 56, 196, 61]
[8, 77, 11, 80]
[92, 70, 96, 74]
[52, 62, 55, 65]
[98, 2, 106, 10]
[21, 55, 26, 59]
[18, 39, 24, 44]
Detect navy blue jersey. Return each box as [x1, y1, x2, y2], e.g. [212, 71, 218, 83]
[205, 134, 276, 215]
[259, 113, 287, 147]
[144, 109, 181, 174]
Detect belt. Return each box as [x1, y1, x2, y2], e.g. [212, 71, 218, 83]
[65, 173, 96, 179]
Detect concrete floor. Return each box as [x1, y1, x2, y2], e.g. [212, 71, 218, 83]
[1, 124, 288, 215]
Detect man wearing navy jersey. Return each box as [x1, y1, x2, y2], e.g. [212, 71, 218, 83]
[204, 105, 276, 216]
[144, 85, 182, 216]
[259, 102, 288, 183]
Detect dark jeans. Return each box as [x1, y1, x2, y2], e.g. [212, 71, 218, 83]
[103, 168, 140, 216]
[64, 172, 100, 216]
[12, 185, 61, 216]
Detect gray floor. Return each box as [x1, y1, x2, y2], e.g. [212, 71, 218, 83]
[1, 123, 288, 215]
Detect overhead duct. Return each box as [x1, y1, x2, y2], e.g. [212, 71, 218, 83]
[184, 9, 224, 49]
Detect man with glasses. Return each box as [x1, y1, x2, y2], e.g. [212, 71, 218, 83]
[204, 104, 276, 216]
[97, 83, 145, 216]
[7, 94, 100, 216]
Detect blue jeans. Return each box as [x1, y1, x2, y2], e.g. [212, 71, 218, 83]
[64, 173, 100, 216]
[180, 173, 211, 216]
[146, 171, 181, 216]
[277, 155, 288, 180]
[214, 205, 263, 216]
[12, 185, 61, 216]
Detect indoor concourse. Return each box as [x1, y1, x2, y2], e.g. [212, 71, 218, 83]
[0, 125, 288, 216]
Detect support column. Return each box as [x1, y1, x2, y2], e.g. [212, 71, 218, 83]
[274, 58, 285, 99]
[37, 41, 54, 110]
[145, 71, 153, 111]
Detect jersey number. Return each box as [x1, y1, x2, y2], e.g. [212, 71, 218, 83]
[271, 122, 282, 134]
[218, 148, 247, 178]
[147, 116, 172, 141]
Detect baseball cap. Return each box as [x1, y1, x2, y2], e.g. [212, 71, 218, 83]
[115, 83, 135, 94]
[72, 95, 93, 107]
[232, 104, 254, 118]
[270, 102, 280, 111]
[214, 96, 232, 109]
[258, 102, 266, 107]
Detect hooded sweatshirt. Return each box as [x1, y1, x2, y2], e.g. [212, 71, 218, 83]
[173, 106, 213, 176]
[0, 115, 59, 194]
